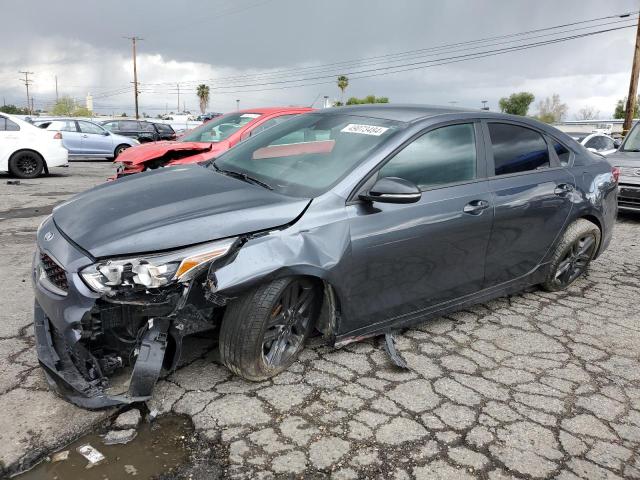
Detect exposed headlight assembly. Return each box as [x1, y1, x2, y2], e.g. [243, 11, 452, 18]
[80, 238, 236, 294]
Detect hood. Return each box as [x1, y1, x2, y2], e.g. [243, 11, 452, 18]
[607, 150, 640, 167]
[117, 141, 222, 166]
[53, 164, 310, 258]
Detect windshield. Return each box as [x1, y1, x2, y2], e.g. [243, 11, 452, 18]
[181, 112, 261, 143]
[621, 122, 640, 152]
[211, 113, 404, 197]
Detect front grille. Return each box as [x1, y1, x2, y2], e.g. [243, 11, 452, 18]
[40, 252, 68, 292]
[619, 166, 640, 177]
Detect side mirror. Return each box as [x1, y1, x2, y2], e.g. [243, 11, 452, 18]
[103, 131, 110, 136]
[359, 177, 421, 204]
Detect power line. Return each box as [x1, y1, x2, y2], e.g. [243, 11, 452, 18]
[137, 22, 638, 96]
[139, 10, 639, 88]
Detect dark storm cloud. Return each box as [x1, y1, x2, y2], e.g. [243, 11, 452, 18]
[1, 0, 638, 115]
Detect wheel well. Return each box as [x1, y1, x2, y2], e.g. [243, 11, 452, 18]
[293, 275, 342, 339]
[10, 149, 47, 173]
[115, 143, 130, 152]
[578, 214, 604, 255]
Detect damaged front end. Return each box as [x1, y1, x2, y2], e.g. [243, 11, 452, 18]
[33, 220, 239, 409]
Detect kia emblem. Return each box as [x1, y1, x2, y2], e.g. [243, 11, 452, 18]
[44, 231, 54, 241]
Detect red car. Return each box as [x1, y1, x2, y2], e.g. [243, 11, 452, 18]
[113, 107, 313, 178]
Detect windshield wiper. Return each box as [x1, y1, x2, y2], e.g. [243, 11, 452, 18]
[212, 163, 273, 190]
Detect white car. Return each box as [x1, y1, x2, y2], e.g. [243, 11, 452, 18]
[0, 113, 68, 178]
[568, 132, 620, 156]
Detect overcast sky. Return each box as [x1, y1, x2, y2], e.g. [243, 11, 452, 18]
[1, 0, 638, 118]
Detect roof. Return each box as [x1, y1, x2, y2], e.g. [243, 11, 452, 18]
[238, 106, 314, 114]
[321, 104, 481, 122]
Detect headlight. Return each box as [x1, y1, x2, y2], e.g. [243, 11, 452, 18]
[80, 238, 236, 294]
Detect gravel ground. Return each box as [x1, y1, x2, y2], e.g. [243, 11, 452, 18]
[1, 162, 640, 479]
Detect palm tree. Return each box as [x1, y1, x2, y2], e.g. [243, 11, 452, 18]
[337, 75, 349, 105]
[196, 84, 210, 114]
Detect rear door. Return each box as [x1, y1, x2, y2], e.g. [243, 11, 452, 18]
[0, 116, 21, 166]
[45, 120, 81, 154]
[482, 121, 574, 286]
[345, 121, 493, 332]
[78, 121, 112, 154]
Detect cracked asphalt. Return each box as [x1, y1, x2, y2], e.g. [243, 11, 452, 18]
[1, 162, 640, 479]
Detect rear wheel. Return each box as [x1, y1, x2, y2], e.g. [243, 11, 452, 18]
[9, 151, 44, 178]
[219, 277, 320, 381]
[542, 219, 600, 291]
[114, 144, 130, 158]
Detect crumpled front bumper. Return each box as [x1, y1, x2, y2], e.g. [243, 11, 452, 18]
[32, 218, 172, 409]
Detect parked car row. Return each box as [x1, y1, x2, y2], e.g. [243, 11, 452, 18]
[100, 119, 177, 142]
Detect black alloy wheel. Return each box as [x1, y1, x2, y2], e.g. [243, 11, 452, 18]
[553, 234, 597, 287]
[9, 151, 44, 178]
[262, 279, 316, 368]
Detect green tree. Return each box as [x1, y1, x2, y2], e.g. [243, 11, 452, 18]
[0, 104, 29, 114]
[337, 75, 349, 105]
[614, 96, 640, 119]
[498, 92, 535, 116]
[51, 96, 76, 116]
[345, 95, 389, 105]
[196, 84, 210, 114]
[535, 94, 568, 123]
[72, 106, 91, 117]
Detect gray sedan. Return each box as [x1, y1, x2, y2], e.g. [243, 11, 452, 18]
[33, 104, 617, 408]
[35, 118, 138, 159]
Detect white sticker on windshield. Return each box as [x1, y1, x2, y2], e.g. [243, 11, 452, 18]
[341, 124, 389, 136]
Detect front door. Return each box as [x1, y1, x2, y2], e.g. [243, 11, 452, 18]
[344, 122, 493, 334]
[78, 121, 112, 155]
[482, 122, 574, 286]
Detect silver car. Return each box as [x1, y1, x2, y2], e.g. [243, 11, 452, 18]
[35, 118, 138, 159]
[608, 123, 640, 212]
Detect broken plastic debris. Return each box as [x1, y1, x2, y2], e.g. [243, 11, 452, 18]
[51, 450, 70, 462]
[6, 180, 20, 185]
[77, 444, 105, 465]
[148, 408, 159, 422]
[383, 333, 409, 369]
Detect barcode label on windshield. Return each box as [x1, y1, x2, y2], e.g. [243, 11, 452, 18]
[341, 124, 389, 136]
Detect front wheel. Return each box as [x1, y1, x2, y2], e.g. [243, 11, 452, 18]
[219, 277, 320, 381]
[114, 144, 130, 158]
[542, 219, 600, 292]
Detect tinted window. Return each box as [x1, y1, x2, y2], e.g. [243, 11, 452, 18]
[489, 123, 550, 175]
[139, 122, 155, 132]
[119, 120, 140, 130]
[78, 121, 105, 134]
[552, 141, 571, 166]
[378, 124, 476, 189]
[586, 135, 614, 151]
[102, 121, 117, 131]
[155, 123, 174, 133]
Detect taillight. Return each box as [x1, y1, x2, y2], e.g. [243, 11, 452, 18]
[53, 132, 62, 140]
[612, 166, 620, 183]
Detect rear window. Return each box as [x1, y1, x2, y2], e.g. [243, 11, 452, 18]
[0, 117, 20, 131]
[182, 113, 261, 142]
[155, 123, 174, 133]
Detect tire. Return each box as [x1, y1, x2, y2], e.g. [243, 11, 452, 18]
[219, 277, 320, 381]
[542, 219, 601, 292]
[9, 151, 44, 178]
[114, 144, 130, 158]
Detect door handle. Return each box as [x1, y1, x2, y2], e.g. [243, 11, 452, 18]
[81, 134, 88, 138]
[463, 200, 490, 215]
[554, 183, 574, 196]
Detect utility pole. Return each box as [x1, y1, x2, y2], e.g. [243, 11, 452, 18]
[124, 36, 143, 119]
[19, 71, 34, 115]
[55, 75, 59, 102]
[236, 99, 240, 111]
[176, 83, 180, 112]
[624, 19, 640, 134]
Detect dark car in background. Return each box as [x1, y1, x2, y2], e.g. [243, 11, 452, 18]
[32, 105, 617, 408]
[100, 119, 176, 143]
